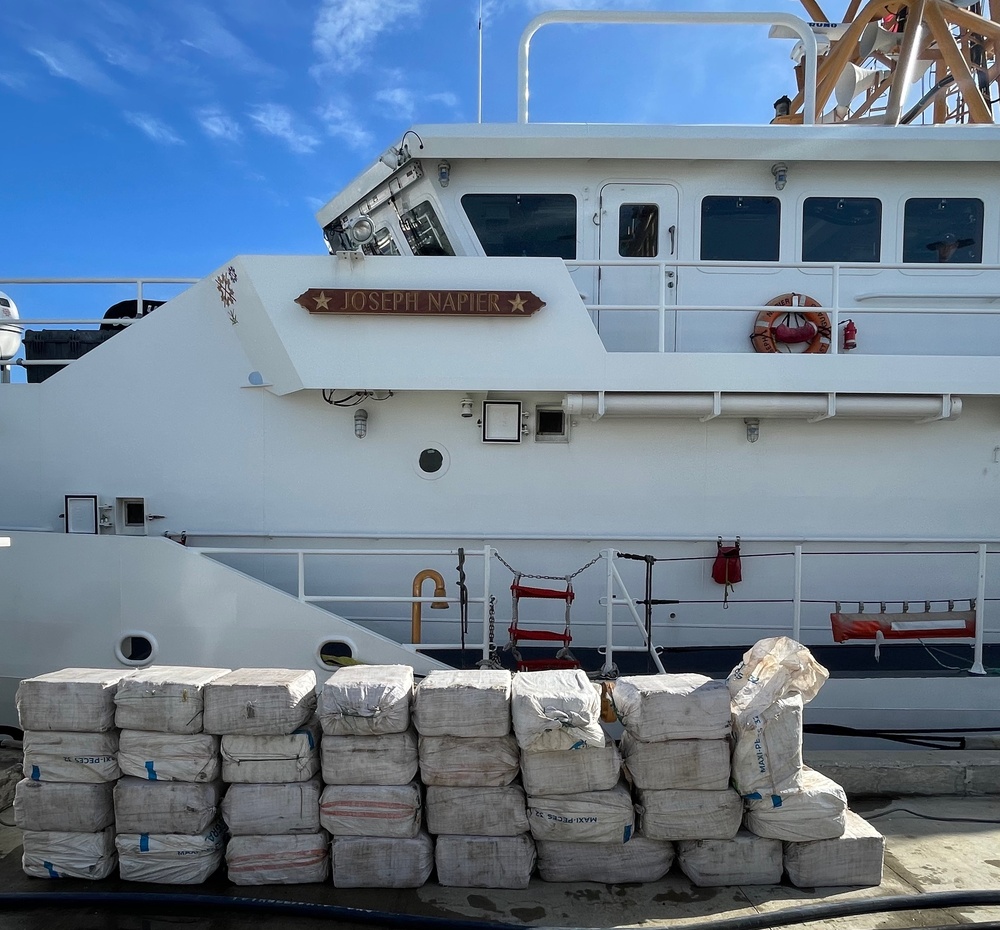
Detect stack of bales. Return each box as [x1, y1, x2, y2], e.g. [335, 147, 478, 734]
[318, 665, 431, 888]
[205, 668, 326, 885]
[414, 669, 530, 889]
[615, 673, 763, 887]
[14, 669, 126, 880]
[728, 637, 884, 887]
[513, 669, 645, 884]
[112, 666, 230, 884]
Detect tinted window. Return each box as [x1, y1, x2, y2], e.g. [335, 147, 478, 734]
[619, 204, 658, 257]
[802, 197, 881, 262]
[399, 201, 455, 256]
[361, 227, 400, 256]
[462, 194, 576, 259]
[903, 198, 983, 263]
[701, 196, 780, 261]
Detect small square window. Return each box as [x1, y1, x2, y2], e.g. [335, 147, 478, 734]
[123, 500, 145, 526]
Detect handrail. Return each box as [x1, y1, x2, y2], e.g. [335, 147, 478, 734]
[518, 11, 818, 124]
[567, 256, 1000, 354]
[194, 538, 994, 675]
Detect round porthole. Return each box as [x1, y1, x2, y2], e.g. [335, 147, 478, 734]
[414, 443, 450, 480]
[317, 639, 357, 670]
[115, 632, 157, 666]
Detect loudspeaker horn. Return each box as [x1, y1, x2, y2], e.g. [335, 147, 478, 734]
[859, 22, 900, 60]
[835, 63, 881, 107]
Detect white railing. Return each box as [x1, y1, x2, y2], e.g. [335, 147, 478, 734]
[0, 278, 198, 382]
[192, 537, 995, 676]
[567, 258, 1000, 355]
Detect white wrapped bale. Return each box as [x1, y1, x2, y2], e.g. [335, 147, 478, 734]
[114, 776, 222, 835]
[637, 787, 743, 841]
[520, 742, 621, 796]
[331, 833, 435, 888]
[413, 669, 511, 737]
[203, 668, 317, 736]
[677, 830, 783, 886]
[418, 734, 519, 787]
[22, 827, 117, 880]
[536, 834, 675, 883]
[226, 832, 330, 884]
[114, 666, 230, 734]
[222, 777, 322, 835]
[118, 730, 221, 783]
[14, 779, 114, 833]
[728, 637, 828, 727]
[319, 781, 422, 838]
[22, 730, 119, 783]
[116, 821, 226, 884]
[435, 834, 536, 889]
[528, 780, 634, 844]
[17, 668, 127, 733]
[511, 669, 605, 751]
[731, 695, 803, 802]
[425, 785, 529, 836]
[319, 665, 413, 736]
[783, 809, 885, 888]
[745, 769, 847, 842]
[221, 719, 320, 783]
[621, 732, 730, 791]
[612, 674, 731, 741]
[321, 729, 418, 786]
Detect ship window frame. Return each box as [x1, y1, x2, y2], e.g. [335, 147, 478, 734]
[361, 227, 401, 256]
[399, 200, 455, 256]
[801, 197, 882, 263]
[461, 193, 578, 260]
[699, 195, 781, 262]
[618, 203, 659, 258]
[902, 197, 984, 264]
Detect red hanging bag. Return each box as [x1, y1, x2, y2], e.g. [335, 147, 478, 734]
[712, 537, 742, 608]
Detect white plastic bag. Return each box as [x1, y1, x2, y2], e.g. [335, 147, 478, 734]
[728, 637, 828, 725]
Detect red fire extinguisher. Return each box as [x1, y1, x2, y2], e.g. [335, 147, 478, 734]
[841, 319, 857, 352]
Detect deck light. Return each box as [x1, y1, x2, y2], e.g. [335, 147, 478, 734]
[771, 163, 788, 191]
[460, 396, 474, 417]
[354, 408, 368, 439]
[437, 161, 451, 188]
[745, 418, 760, 443]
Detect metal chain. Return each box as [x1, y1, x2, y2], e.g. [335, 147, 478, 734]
[493, 550, 603, 581]
[487, 595, 496, 655]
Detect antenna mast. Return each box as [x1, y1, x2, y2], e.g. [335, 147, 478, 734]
[478, 0, 484, 123]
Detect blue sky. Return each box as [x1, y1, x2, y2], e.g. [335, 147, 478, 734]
[0, 0, 821, 286]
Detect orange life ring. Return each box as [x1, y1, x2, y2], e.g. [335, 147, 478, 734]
[751, 293, 832, 354]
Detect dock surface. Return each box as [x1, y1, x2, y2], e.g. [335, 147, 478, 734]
[1, 747, 999, 930]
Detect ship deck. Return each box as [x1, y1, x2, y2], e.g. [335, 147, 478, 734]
[1, 747, 999, 930]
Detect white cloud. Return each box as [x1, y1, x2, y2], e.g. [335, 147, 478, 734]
[124, 111, 184, 145]
[375, 87, 417, 122]
[317, 100, 375, 150]
[312, 0, 420, 75]
[28, 41, 121, 94]
[197, 107, 243, 142]
[177, 1, 282, 79]
[248, 103, 319, 154]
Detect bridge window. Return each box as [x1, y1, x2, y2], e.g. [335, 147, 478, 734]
[903, 198, 983, 263]
[802, 197, 881, 262]
[399, 201, 455, 256]
[361, 227, 400, 256]
[462, 194, 577, 259]
[619, 204, 658, 257]
[700, 196, 780, 262]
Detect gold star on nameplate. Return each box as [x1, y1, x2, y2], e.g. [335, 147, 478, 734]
[313, 291, 331, 311]
[508, 293, 527, 313]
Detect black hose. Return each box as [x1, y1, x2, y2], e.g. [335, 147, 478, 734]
[3, 889, 1000, 930]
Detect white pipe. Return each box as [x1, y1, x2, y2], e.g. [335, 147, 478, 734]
[518, 11, 817, 124]
[565, 392, 962, 420]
